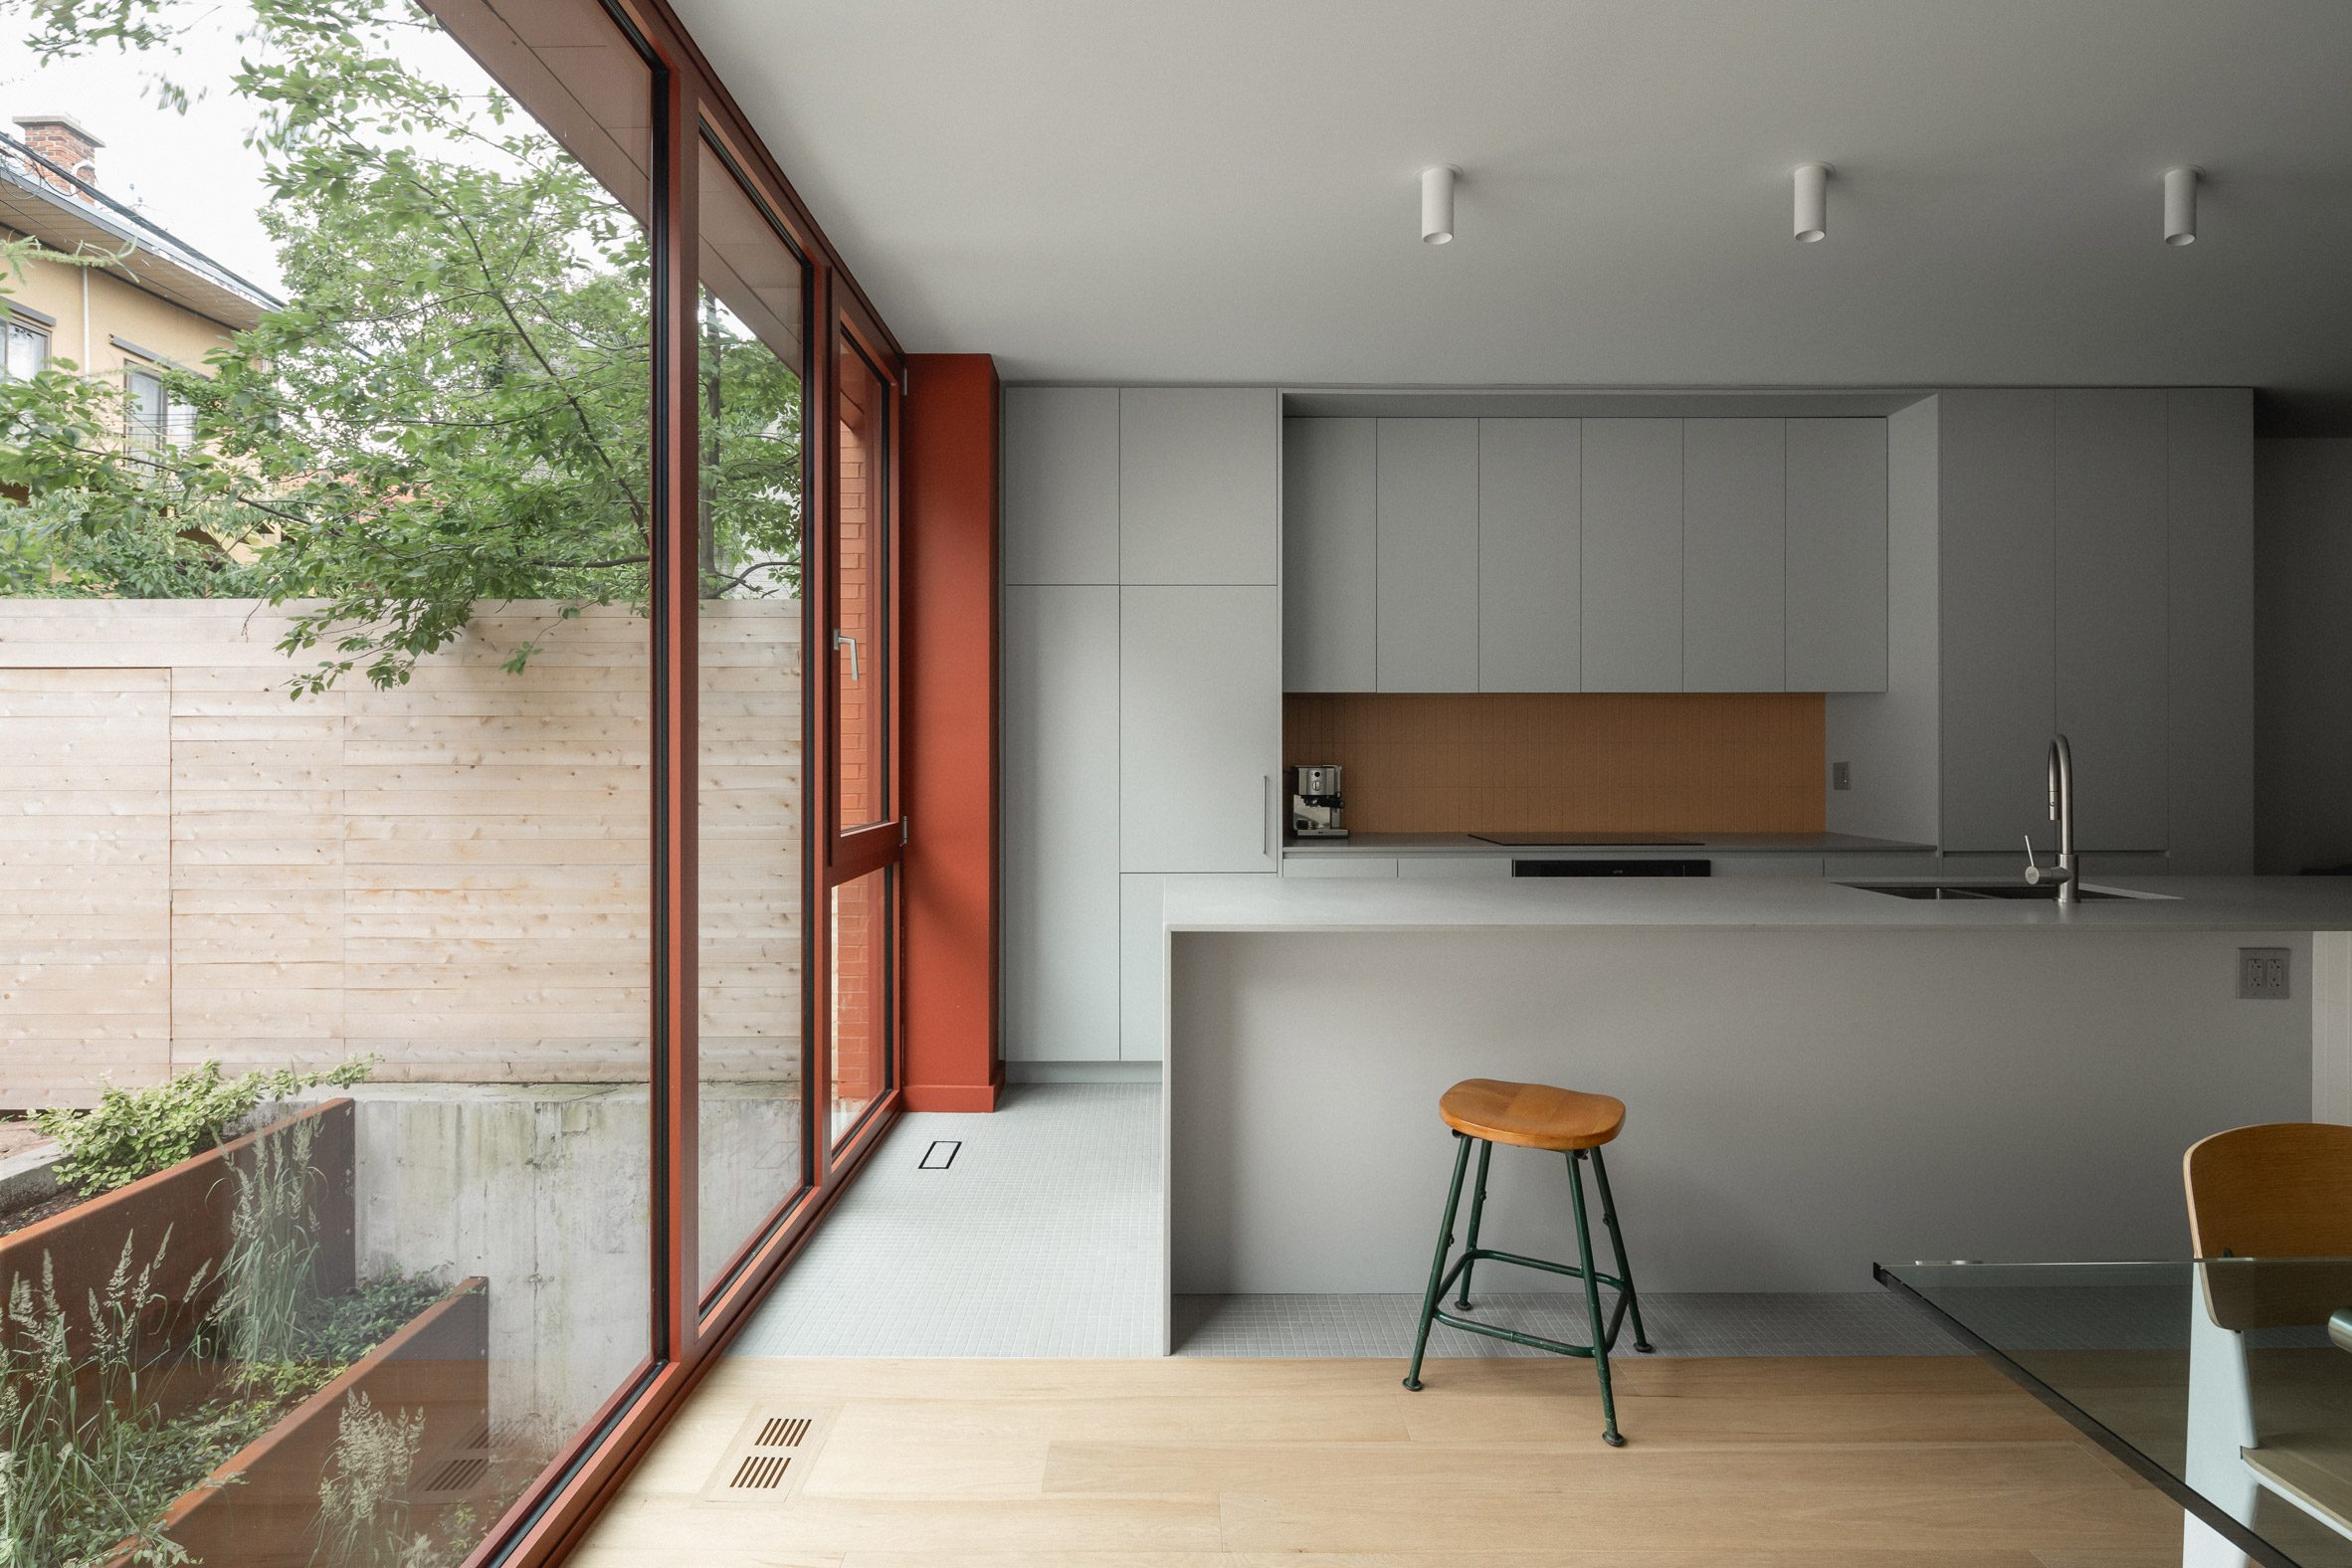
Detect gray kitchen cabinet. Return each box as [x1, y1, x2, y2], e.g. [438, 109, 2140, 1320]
[1395, 856, 1511, 880]
[1375, 419, 1479, 691]
[1003, 586, 1121, 1062]
[1118, 388, 1280, 585]
[1476, 419, 1581, 691]
[2055, 389, 2168, 851]
[1120, 585, 1282, 873]
[1939, 391, 2058, 853]
[1003, 387, 1118, 585]
[1119, 874, 1165, 1062]
[1581, 419, 1685, 690]
[1681, 419, 1786, 691]
[1281, 856, 1400, 879]
[2163, 388, 2254, 873]
[1786, 418, 1888, 692]
[1282, 418, 1377, 691]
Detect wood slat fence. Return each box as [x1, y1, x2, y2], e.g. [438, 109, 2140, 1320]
[0, 599, 801, 1108]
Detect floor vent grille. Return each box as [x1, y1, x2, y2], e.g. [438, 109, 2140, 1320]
[704, 1405, 831, 1502]
[730, 1452, 793, 1490]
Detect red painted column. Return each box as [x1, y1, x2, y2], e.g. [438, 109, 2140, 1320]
[899, 353, 1002, 1111]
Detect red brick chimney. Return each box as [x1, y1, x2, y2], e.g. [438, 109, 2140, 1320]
[12, 114, 101, 194]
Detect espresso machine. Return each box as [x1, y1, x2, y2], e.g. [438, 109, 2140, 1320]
[1289, 764, 1347, 839]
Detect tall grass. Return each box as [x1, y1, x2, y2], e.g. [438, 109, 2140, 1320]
[213, 1113, 323, 1375]
[0, 1234, 213, 1567]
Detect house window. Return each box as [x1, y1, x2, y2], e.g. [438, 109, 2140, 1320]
[2, 318, 46, 380]
[124, 363, 194, 450]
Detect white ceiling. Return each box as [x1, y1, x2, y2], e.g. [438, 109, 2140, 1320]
[672, 0, 2352, 431]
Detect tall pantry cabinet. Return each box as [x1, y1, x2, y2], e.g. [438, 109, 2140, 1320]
[1002, 388, 1279, 1067]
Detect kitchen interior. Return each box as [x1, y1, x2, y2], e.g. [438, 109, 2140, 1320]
[593, 5, 2352, 1565]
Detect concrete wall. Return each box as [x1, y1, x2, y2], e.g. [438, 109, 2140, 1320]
[338, 1083, 797, 1444]
[1171, 924, 2313, 1294]
[2254, 438, 2352, 875]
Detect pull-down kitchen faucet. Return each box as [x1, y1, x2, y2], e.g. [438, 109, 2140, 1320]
[2022, 733, 2078, 904]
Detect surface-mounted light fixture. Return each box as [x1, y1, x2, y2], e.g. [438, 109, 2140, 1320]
[2164, 166, 2199, 246]
[1793, 162, 1832, 243]
[1421, 165, 1458, 245]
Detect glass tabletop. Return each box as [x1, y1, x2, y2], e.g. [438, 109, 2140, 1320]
[1878, 1260, 2352, 1568]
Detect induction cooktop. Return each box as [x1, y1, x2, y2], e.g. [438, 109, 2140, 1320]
[1470, 832, 1705, 847]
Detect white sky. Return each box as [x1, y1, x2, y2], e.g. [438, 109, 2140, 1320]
[1, 2, 501, 297]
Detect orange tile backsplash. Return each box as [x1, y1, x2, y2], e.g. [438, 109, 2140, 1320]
[1283, 692, 1826, 835]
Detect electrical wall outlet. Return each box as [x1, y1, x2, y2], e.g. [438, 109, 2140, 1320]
[2239, 947, 2291, 1001]
[1831, 761, 1851, 791]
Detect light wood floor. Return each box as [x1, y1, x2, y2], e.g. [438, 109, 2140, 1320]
[566, 1355, 2183, 1567]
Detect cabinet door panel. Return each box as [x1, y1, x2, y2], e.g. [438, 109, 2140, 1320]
[1119, 388, 1279, 585]
[1119, 874, 1165, 1062]
[1581, 419, 1684, 690]
[1282, 419, 1377, 691]
[1375, 419, 1479, 691]
[2164, 387, 2254, 873]
[1120, 586, 1281, 873]
[1682, 419, 1786, 691]
[1476, 419, 1581, 691]
[1940, 391, 2057, 852]
[2055, 389, 2169, 852]
[1786, 418, 1888, 692]
[1003, 387, 1118, 584]
[1003, 587, 1121, 1061]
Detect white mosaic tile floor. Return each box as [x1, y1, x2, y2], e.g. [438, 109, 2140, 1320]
[729, 1082, 1974, 1361]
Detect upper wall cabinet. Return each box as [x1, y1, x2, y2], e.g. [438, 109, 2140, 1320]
[1283, 419, 1376, 691]
[1279, 413, 1889, 695]
[1937, 388, 2250, 859]
[2054, 389, 2169, 852]
[1680, 419, 1786, 691]
[1375, 419, 1479, 691]
[1580, 419, 1686, 691]
[1004, 387, 1119, 585]
[1786, 418, 1889, 691]
[1477, 420, 1581, 691]
[1119, 388, 1280, 585]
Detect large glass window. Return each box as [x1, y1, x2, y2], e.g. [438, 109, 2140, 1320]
[820, 320, 901, 1151]
[0, 0, 906, 1558]
[0, 1, 661, 1563]
[694, 131, 811, 1296]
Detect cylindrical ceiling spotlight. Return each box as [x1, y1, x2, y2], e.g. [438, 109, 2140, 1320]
[1793, 162, 1832, 243]
[1421, 165, 1459, 245]
[2163, 166, 2199, 246]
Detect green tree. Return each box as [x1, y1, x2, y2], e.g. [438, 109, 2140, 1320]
[0, 0, 803, 692]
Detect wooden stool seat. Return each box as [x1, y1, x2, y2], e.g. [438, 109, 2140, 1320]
[1440, 1078, 1626, 1152]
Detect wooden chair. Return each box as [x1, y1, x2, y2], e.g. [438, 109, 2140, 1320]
[2182, 1122, 2352, 1566]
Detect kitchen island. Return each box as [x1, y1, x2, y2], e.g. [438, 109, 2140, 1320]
[1155, 875, 2352, 1350]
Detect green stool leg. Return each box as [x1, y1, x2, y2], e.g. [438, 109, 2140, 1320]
[1588, 1145, 1654, 1354]
[1403, 1132, 1472, 1392]
[1567, 1150, 1625, 1446]
[1453, 1138, 1493, 1310]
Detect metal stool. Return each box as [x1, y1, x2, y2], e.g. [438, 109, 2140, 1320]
[1401, 1077, 1653, 1446]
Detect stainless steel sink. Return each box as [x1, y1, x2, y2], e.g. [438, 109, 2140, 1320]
[1840, 882, 2137, 901]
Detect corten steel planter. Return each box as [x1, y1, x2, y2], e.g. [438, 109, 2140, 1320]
[108, 1276, 492, 1568]
[0, 1098, 357, 1359]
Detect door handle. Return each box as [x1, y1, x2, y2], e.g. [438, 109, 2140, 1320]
[1263, 774, 1273, 859]
[833, 631, 860, 684]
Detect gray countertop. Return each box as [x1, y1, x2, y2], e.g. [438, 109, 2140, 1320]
[1279, 831, 1935, 857]
[1163, 874, 2352, 932]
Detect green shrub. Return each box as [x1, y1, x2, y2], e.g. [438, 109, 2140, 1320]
[28, 1059, 375, 1198]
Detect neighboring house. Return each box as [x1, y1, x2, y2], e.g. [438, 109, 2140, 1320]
[0, 113, 278, 454]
